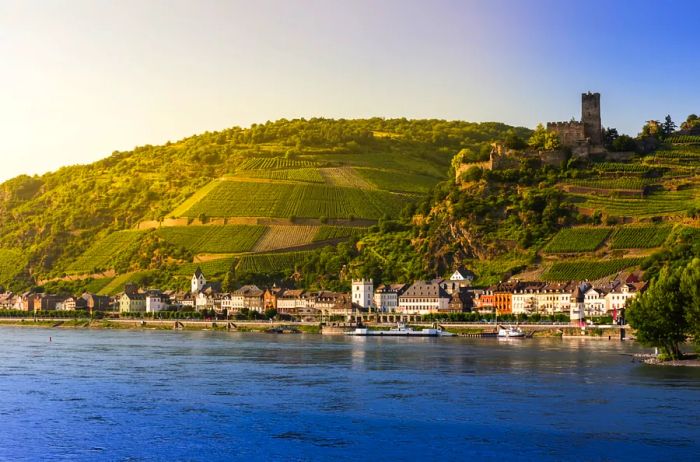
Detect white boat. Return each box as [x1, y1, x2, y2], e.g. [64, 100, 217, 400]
[347, 323, 456, 337]
[498, 325, 526, 338]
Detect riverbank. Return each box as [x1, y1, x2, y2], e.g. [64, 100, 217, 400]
[634, 353, 700, 367]
[0, 318, 629, 338]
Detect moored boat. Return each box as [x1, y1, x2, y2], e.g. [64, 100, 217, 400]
[347, 323, 456, 337]
[497, 325, 526, 338]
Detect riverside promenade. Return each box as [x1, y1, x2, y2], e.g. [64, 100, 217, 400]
[0, 317, 629, 338]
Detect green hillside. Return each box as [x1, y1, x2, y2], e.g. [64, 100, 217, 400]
[0, 118, 526, 292]
[3, 116, 699, 295]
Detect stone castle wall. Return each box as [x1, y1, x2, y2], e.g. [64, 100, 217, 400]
[547, 121, 585, 146]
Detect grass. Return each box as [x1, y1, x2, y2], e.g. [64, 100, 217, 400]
[609, 225, 673, 249]
[236, 251, 315, 274]
[180, 180, 411, 220]
[68, 230, 146, 274]
[84, 277, 115, 294]
[541, 258, 645, 281]
[98, 271, 156, 296]
[156, 225, 266, 253]
[170, 179, 221, 217]
[543, 227, 611, 253]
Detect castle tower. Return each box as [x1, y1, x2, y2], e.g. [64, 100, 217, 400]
[581, 92, 602, 146]
[191, 267, 206, 294]
[352, 279, 373, 309]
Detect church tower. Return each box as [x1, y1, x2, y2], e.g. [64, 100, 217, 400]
[581, 92, 602, 145]
[191, 267, 206, 294]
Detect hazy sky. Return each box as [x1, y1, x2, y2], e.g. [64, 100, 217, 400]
[1, 0, 699, 182]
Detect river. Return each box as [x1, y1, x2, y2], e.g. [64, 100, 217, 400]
[0, 328, 698, 461]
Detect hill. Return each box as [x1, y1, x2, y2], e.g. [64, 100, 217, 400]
[3, 117, 698, 296]
[0, 118, 527, 293]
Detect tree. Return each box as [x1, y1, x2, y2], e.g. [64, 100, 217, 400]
[222, 265, 236, 292]
[680, 114, 699, 130]
[460, 166, 483, 182]
[611, 135, 637, 152]
[661, 115, 677, 139]
[264, 308, 278, 319]
[680, 258, 700, 340]
[602, 127, 619, 148]
[640, 120, 661, 138]
[504, 129, 527, 150]
[528, 124, 560, 151]
[627, 266, 689, 359]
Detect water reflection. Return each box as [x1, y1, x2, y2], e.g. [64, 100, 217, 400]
[0, 328, 698, 461]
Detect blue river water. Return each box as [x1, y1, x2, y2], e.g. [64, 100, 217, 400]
[0, 328, 699, 461]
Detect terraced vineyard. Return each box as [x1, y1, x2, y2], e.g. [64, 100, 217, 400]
[593, 162, 654, 174]
[156, 225, 266, 253]
[237, 168, 324, 183]
[609, 225, 673, 249]
[238, 157, 320, 170]
[68, 230, 146, 274]
[571, 187, 700, 217]
[237, 251, 314, 274]
[318, 167, 375, 189]
[313, 226, 368, 242]
[180, 181, 409, 219]
[541, 258, 645, 281]
[651, 146, 700, 165]
[666, 135, 700, 144]
[543, 227, 611, 253]
[176, 257, 237, 278]
[564, 177, 654, 191]
[355, 168, 439, 193]
[252, 226, 319, 252]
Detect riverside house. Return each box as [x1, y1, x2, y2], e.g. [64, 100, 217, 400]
[230, 285, 264, 313]
[397, 281, 451, 315]
[373, 283, 407, 312]
[119, 292, 146, 313]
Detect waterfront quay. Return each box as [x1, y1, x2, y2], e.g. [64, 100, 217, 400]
[0, 317, 628, 338]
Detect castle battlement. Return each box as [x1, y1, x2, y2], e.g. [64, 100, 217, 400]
[547, 121, 583, 128]
[546, 92, 603, 156]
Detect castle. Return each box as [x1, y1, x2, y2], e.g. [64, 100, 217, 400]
[547, 92, 604, 157]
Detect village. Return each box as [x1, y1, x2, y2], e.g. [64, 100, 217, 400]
[0, 265, 645, 325]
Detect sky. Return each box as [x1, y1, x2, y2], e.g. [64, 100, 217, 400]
[1, 0, 699, 182]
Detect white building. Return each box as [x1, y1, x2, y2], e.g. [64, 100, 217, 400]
[397, 281, 450, 315]
[536, 282, 574, 314]
[511, 282, 546, 315]
[352, 279, 373, 309]
[605, 282, 644, 315]
[191, 268, 206, 294]
[583, 287, 607, 317]
[373, 284, 407, 312]
[196, 291, 213, 310]
[449, 267, 475, 286]
[145, 291, 168, 313]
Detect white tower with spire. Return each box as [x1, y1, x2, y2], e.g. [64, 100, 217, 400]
[191, 267, 206, 294]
